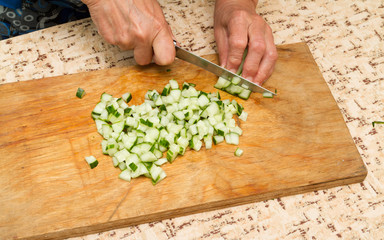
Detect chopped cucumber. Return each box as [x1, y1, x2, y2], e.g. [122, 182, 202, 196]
[239, 111, 248, 122]
[234, 147, 244, 157]
[213, 49, 261, 100]
[119, 169, 131, 181]
[214, 77, 231, 89]
[122, 92, 132, 103]
[76, 88, 86, 99]
[238, 89, 251, 100]
[85, 156, 98, 169]
[90, 79, 247, 184]
[263, 92, 274, 98]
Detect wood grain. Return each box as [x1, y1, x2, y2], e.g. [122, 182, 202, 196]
[0, 43, 366, 240]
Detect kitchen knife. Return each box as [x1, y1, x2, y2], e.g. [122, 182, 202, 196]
[174, 41, 275, 95]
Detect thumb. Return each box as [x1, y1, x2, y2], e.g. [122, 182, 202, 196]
[152, 27, 176, 66]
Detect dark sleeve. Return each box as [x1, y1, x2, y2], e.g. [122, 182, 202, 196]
[0, 0, 22, 9]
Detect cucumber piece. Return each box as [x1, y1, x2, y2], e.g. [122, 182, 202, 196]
[122, 92, 132, 103]
[263, 92, 274, 98]
[161, 84, 171, 96]
[234, 147, 244, 157]
[169, 79, 179, 89]
[225, 132, 239, 145]
[140, 152, 158, 162]
[214, 77, 231, 89]
[76, 88, 86, 99]
[101, 93, 113, 102]
[85, 156, 98, 169]
[231, 76, 241, 85]
[119, 169, 131, 181]
[154, 158, 167, 166]
[239, 111, 248, 122]
[225, 84, 243, 95]
[238, 89, 251, 100]
[213, 135, 224, 145]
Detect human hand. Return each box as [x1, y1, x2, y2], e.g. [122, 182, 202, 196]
[82, 0, 175, 65]
[214, 0, 277, 85]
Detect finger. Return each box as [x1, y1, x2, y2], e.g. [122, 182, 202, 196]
[253, 25, 278, 85]
[152, 27, 175, 65]
[134, 43, 154, 65]
[241, 20, 266, 82]
[214, 27, 229, 67]
[226, 19, 248, 73]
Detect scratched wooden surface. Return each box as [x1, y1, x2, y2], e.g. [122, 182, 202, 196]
[0, 0, 383, 239]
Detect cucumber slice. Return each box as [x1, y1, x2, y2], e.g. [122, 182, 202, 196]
[119, 169, 131, 181]
[225, 132, 239, 145]
[214, 77, 231, 89]
[101, 93, 113, 102]
[85, 156, 98, 169]
[76, 88, 86, 99]
[263, 92, 274, 98]
[161, 84, 171, 96]
[122, 92, 132, 103]
[238, 89, 251, 100]
[234, 147, 244, 157]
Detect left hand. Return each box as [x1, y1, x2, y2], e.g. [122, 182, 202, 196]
[82, 0, 175, 66]
[214, 0, 278, 85]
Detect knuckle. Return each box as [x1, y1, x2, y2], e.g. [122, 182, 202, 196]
[268, 49, 278, 61]
[229, 37, 247, 50]
[243, 64, 258, 75]
[227, 55, 242, 66]
[250, 40, 266, 53]
[134, 29, 147, 42]
[114, 33, 134, 49]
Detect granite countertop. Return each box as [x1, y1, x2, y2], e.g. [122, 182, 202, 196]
[1, 0, 383, 239]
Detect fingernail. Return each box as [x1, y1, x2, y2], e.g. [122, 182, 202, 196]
[229, 69, 236, 73]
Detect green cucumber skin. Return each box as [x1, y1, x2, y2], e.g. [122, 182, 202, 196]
[89, 161, 98, 169]
[76, 88, 86, 99]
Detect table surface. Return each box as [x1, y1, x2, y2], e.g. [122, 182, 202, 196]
[1, 0, 383, 239]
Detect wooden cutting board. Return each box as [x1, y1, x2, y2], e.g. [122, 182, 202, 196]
[0, 42, 366, 240]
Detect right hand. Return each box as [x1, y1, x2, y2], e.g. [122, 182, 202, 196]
[82, 0, 176, 66]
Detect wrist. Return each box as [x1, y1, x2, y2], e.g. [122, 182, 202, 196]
[215, 0, 258, 11]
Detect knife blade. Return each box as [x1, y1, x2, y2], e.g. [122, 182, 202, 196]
[174, 42, 275, 95]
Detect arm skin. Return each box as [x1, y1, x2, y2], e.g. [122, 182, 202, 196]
[82, 0, 175, 66]
[214, 0, 278, 85]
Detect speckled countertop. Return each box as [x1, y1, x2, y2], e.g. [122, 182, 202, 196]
[1, 0, 383, 239]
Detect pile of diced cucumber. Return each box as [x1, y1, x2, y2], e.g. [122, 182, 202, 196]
[87, 80, 248, 184]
